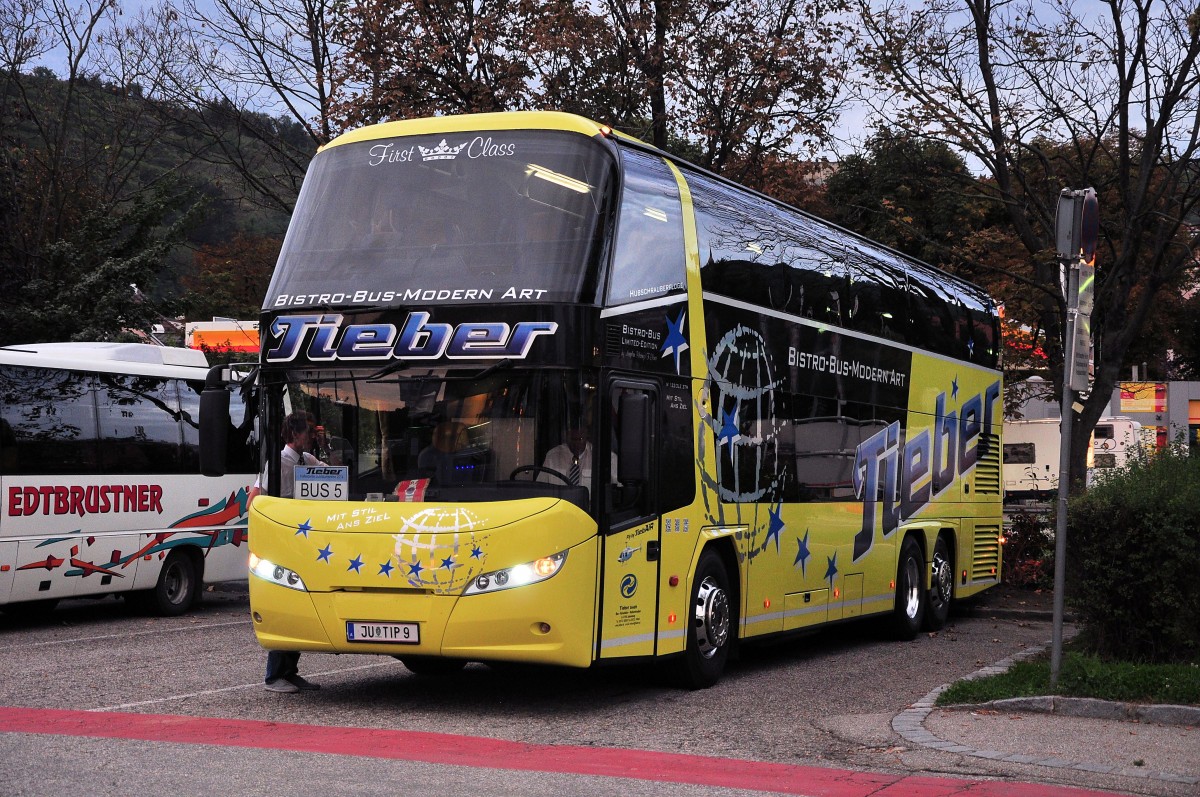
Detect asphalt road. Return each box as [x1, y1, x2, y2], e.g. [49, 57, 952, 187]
[0, 586, 1190, 796]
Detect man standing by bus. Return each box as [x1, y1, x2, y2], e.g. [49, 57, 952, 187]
[249, 410, 324, 693]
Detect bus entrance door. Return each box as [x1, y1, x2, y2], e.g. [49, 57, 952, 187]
[599, 519, 660, 659]
[598, 382, 660, 660]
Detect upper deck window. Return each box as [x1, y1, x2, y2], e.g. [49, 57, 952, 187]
[606, 148, 686, 306]
[267, 130, 615, 310]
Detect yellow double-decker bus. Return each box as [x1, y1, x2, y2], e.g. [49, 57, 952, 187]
[201, 111, 1002, 688]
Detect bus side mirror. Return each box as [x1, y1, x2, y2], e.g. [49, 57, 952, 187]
[617, 392, 649, 484]
[199, 367, 231, 477]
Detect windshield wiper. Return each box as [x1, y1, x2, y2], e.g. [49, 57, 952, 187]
[366, 358, 411, 381]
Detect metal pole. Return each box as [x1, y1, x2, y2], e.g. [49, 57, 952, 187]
[1050, 311, 1075, 689]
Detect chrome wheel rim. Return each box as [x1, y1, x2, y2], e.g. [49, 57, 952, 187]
[693, 576, 730, 658]
[932, 551, 953, 605]
[902, 556, 922, 620]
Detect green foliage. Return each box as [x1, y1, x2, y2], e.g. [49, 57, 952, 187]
[0, 182, 201, 344]
[937, 651, 1200, 706]
[1066, 449, 1200, 663]
[1002, 511, 1054, 589]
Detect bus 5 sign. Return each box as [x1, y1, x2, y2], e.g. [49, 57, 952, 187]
[295, 465, 349, 500]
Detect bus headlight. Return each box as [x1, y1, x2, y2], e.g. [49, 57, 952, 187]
[249, 552, 307, 592]
[463, 551, 568, 596]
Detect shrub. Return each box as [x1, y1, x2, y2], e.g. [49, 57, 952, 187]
[1067, 448, 1200, 663]
[1002, 510, 1054, 589]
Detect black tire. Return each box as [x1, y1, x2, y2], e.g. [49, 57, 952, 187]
[669, 549, 734, 689]
[399, 656, 468, 676]
[924, 535, 953, 631]
[130, 550, 198, 617]
[890, 536, 926, 639]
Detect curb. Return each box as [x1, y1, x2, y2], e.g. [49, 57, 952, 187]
[891, 642, 1200, 786]
[969, 696, 1200, 727]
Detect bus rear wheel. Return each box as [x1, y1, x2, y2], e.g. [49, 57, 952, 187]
[924, 536, 953, 631]
[670, 549, 733, 690]
[890, 536, 926, 639]
[129, 550, 198, 617]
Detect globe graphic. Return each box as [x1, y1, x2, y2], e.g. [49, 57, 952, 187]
[392, 506, 488, 594]
[698, 323, 785, 557]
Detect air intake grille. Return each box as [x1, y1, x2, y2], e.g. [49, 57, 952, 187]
[972, 523, 1001, 581]
[974, 432, 1001, 494]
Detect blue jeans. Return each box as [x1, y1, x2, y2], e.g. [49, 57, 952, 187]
[265, 650, 301, 683]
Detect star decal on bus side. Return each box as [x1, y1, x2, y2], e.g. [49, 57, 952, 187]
[718, 408, 740, 446]
[295, 519, 312, 537]
[951, 376, 960, 400]
[661, 309, 689, 374]
[316, 544, 333, 563]
[824, 552, 838, 589]
[766, 502, 784, 553]
[348, 555, 364, 573]
[439, 555, 456, 571]
[794, 531, 811, 575]
[379, 560, 395, 577]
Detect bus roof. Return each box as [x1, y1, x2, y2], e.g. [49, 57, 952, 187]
[322, 110, 616, 152]
[0, 342, 210, 376]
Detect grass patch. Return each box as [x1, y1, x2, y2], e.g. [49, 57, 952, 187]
[937, 651, 1200, 707]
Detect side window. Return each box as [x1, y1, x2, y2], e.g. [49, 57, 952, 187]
[0, 365, 99, 475]
[607, 149, 686, 306]
[1004, 443, 1036, 465]
[96, 374, 183, 474]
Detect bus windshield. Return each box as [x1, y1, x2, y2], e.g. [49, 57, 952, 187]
[265, 130, 615, 310]
[271, 366, 601, 506]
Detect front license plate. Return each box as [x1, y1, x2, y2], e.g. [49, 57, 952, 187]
[346, 621, 420, 644]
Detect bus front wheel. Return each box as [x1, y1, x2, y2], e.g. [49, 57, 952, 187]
[130, 550, 198, 617]
[670, 549, 733, 690]
[890, 536, 926, 639]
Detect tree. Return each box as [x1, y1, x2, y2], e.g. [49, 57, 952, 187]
[330, 0, 532, 129]
[856, 0, 1200, 487]
[181, 232, 280, 321]
[330, 0, 852, 190]
[0, 0, 200, 344]
[162, 0, 335, 213]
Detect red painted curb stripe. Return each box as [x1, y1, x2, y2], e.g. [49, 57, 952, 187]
[0, 706, 1119, 797]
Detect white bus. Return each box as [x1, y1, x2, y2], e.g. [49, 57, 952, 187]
[0, 342, 258, 616]
[1002, 416, 1144, 502]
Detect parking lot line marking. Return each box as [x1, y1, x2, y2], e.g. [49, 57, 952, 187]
[92, 661, 401, 712]
[0, 705, 1122, 797]
[0, 619, 250, 652]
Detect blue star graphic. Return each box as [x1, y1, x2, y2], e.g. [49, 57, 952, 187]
[794, 531, 811, 575]
[348, 555, 364, 573]
[660, 309, 689, 374]
[718, 408, 740, 447]
[295, 519, 312, 537]
[766, 503, 785, 554]
[407, 561, 424, 577]
[470, 545, 484, 560]
[824, 552, 838, 588]
[967, 338, 975, 358]
[951, 376, 960, 400]
[316, 544, 333, 563]
[440, 555, 456, 571]
[378, 560, 395, 577]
